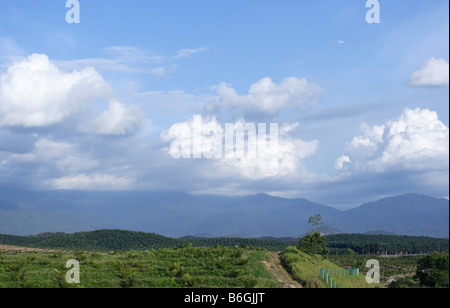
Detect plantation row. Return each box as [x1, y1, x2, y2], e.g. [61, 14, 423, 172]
[0, 230, 448, 254]
[0, 246, 280, 288]
[0, 230, 291, 252]
[325, 234, 449, 255]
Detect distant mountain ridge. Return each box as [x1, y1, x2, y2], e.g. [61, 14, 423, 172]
[331, 194, 449, 238]
[0, 187, 448, 238]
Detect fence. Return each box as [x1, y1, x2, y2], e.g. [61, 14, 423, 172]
[319, 268, 359, 288]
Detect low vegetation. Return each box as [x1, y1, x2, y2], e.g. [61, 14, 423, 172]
[0, 229, 448, 288]
[416, 252, 449, 288]
[328, 254, 419, 286]
[280, 246, 376, 288]
[0, 246, 281, 288]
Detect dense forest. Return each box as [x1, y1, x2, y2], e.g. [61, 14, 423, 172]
[0, 230, 290, 251]
[325, 234, 449, 255]
[0, 230, 448, 254]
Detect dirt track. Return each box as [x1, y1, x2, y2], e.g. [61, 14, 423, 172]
[262, 252, 302, 288]
[0, 245, 61, 253]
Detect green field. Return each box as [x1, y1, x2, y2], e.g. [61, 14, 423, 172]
[0, 245, 385, 289]
[0, 245, 430, 289]
[0, 246, 284, 288]
[1, 230, 448, 288]
[281, 246, 380, 288]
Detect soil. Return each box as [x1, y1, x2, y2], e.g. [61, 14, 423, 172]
[262, 252, 302, 288]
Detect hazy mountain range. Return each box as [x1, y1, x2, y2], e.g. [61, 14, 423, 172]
[0, 186, 448, 238]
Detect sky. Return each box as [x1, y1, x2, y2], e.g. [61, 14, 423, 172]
[0, 0, 448, 209]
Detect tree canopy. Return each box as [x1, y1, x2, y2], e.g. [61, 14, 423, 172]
[416, 251, 449, 288]
[299, 231, 329, 256]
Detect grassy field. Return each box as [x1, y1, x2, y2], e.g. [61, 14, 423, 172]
[0, 245, 440, 288]
[3, 245, 371, 289]
[1, 230, 446, 288]
[281, 246, 381, 288]
[0, 246, 284, 288]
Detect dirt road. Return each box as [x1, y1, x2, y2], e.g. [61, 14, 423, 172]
[262, 252, 302, 288]
[0, 244, 61, 253]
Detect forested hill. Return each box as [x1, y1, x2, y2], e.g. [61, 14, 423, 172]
[325, 234, 449, 255]
[0, 230, 448, 254]
[0, 230, 290, 251]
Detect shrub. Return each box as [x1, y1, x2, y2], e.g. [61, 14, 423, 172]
[7, 262, 29, 288]
[416, 252, 449, 288]
[298, 231, 329, 256]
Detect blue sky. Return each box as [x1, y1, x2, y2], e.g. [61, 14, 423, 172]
[0, 0, 448, 208]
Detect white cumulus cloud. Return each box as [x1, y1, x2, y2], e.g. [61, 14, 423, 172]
[4, 138, 99, 174]
[0, 53, 143, 135]
[409, 57, 449, 87]
[161, 116, 319, 179]
[214, 77, 322, 116]
[0, 54, 111, 127]
[336, 108, 449, 172]
[334, 155, 351, 170]
[87, 100, 143, 136]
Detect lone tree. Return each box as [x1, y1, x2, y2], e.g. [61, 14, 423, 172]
[308, 214, 324, 232]
[299, 232, 329, 256]
[299, 214, 328, 256]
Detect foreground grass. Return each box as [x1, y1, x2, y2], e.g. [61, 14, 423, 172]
[280, 246, 381, 288]
[0, 246, 281, 288]
[2, 244, 423, 288]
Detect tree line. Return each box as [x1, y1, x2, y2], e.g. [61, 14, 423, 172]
[1, 230, 448, 254]
[0, 230, 291, 252]
[325, 234, 449, 255]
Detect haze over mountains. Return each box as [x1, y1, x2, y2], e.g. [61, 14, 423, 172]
[0, 186, 448, 238]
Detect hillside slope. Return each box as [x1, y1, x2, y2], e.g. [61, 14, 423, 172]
[0, 199, 93, 236]
[331, 194, 449, 238]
